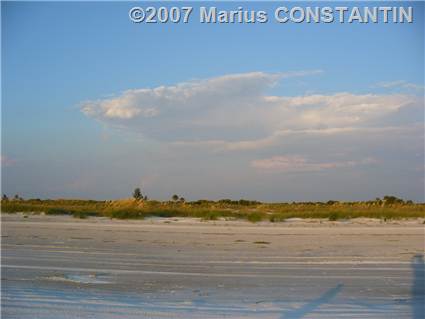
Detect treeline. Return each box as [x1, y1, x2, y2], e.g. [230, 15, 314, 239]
[187, 196, 414, 206]
[1, 193, 418, 207]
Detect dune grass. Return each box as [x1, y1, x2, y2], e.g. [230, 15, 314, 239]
[1, 197, 424, 222]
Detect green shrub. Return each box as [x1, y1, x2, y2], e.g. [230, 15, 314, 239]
[107, 209, 144, 219]
[269, 214, 286, 222]
[202, 211, 220, 220]
[247, 212, 264, 223]
[328, 212, 340, 221]
[46, 208, 73, 215]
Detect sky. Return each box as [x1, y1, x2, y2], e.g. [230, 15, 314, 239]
[2, 1, 424, 202]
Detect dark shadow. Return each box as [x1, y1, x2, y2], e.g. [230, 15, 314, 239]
[411, 254, 424, 319]
[280, 283, 343, 319]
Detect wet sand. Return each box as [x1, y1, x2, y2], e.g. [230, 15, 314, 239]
[1, 214, 424, 318]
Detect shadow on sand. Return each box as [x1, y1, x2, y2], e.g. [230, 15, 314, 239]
[411, 254, 424, 319]
[279, 283, 343, 319]
[278, 255, 425, 319]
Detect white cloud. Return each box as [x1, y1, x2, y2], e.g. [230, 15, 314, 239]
[251, 156, 378, 172]
[81, 71, 285, 120]
[81, 71, 419, 148]
[282, 93, 413, 126]
[374, 80, 425, 91]
[173, 125, 422, 151]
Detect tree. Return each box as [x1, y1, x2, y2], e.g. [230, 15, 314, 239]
[2, 194, 8, 201]
[179, 197, 185, 203]
[383, 195, 404, 205]
[133, 188, 143, 201]
[172, 194, 179, 202]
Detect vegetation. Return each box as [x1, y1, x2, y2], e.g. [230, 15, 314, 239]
[1, 195, 423, 222]
[132, 188, 143, 201]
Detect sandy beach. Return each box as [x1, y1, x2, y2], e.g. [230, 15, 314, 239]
[1, 213, 424, 318]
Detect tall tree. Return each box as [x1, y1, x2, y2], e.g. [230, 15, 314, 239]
[133, 188, 143, 201]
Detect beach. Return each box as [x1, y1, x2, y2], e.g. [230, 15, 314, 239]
[1, 213, 424, 318]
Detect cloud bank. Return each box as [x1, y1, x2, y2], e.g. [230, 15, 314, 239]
[80, 71, 423, 176]
[81, 71, 418, 147]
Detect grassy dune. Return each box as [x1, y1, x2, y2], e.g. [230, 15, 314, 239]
[1, 197, 424, 222]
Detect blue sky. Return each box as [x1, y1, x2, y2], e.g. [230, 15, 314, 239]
[2, 1, 424, 201]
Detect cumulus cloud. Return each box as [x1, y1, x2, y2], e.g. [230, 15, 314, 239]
[277, 93, 415, 127]
[80, 71, 420, 147]
[251, 156, 378, 172]
[81, 71, 320, 140]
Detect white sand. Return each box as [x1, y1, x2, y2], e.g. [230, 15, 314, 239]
[1, 213, 424, 318]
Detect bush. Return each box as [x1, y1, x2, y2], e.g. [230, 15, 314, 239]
[46, 208, 73, 215]
[328, 212, 340, 221]
[269, 214, 286, 223]
[202, 211, 219, 220]
[108, 209, 145, 219]
[72, 211, 98, 219]
[247, 212, 264, 223]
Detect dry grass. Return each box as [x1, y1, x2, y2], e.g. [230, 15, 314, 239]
[1, 197, 424, 222]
